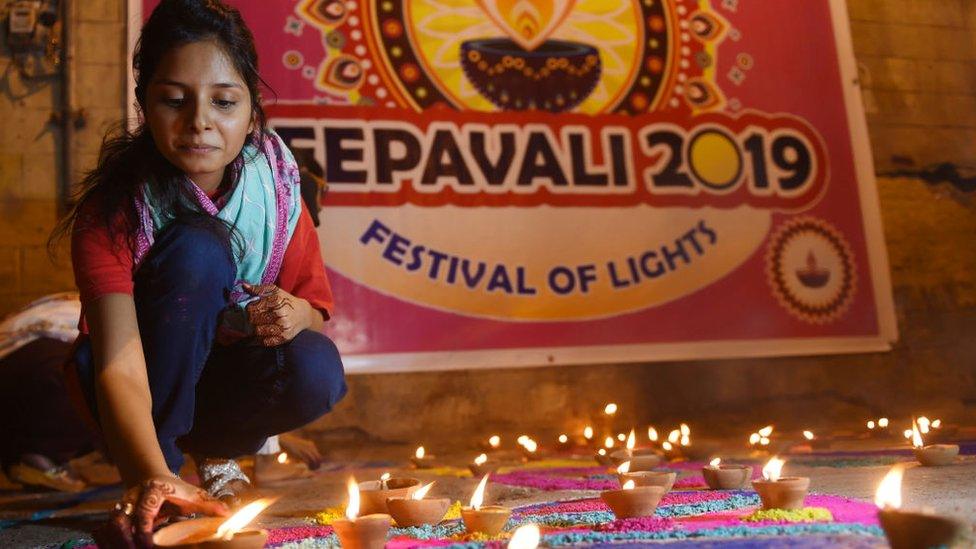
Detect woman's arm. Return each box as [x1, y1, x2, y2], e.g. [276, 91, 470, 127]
[86, 294, 171, 485]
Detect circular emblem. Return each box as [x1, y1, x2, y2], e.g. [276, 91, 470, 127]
[765, 217, 856, 324]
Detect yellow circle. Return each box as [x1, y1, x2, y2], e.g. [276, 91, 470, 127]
[689, 131, 742, 189]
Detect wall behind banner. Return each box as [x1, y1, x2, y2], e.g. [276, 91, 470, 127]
[0, 1, 974, 438]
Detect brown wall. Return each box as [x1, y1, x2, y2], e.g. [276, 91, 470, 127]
[0, 1, 974, 446]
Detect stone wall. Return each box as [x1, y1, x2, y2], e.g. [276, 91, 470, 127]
[0, 0, 126, 313]
[0, 1, 973, 447]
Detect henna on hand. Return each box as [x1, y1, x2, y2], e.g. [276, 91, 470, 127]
[243, 283, 309, 347]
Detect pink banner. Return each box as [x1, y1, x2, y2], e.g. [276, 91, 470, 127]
[138, 0, 896, 371]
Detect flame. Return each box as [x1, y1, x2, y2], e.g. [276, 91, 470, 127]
[470, 474, 490, 510]
[598, 448, 607, 456]
[680, 435, 690, 447]
[879, 418, 889, 428]
[931, 419, 942, 429]
[911, 419, 924, 449]
[413, 481, 435, 500]
[760, 437, 770, 446]
[622, 479, 635, 490]
[415, 446, 426, 459]
[709, 457, 721, 467]
[917, 416, 930, 434]
[867, 420, 876, 430]
[345, 477, 360, 521]
[803, 430, 814, 441]
[617, 460, 631, 474]
[558, 434, 568, 443]
[680, 423, 690, 436]
[626, 429, 636, 450]
[475, 453, 488, 465]
[762, 457, 785, 481]
[604, 436, 615, 449]
[875, 464, 905, 509]
[749, 433, 760, 445]
[489, 435, 501, 448]
[583, 426, 594, 440]
[517, 435, 529, 445]
[759, 425, 774, 437]
[668, 430, 680, 444]
[522, 438, 538, 453]
[277, 453, 288, 464]
[617, 433, 626, 442]
[380, 472, 391, 482]
[215, 498, 275, 540]
[648, 427, 658, 442]
[903, 429, 913, 439]
[508, 523, 541, 549]
[662, 441, 673, 451]
[604, 403, 618, 415]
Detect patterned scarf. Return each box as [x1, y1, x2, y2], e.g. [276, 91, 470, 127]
[133, 131, 302, 305]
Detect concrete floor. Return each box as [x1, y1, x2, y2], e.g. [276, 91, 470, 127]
[1, 439, 975, 549]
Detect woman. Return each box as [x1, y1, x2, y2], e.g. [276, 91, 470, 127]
[51, 0, 346, 542]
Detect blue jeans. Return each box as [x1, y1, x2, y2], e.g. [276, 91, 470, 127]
[73, 223, 347, 473]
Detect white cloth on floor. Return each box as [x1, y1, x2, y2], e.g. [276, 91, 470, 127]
[257, 435, 281, 454]
[0, 293, 81, 361]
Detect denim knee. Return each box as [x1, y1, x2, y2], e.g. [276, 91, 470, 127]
[281, 331, 347, 425]
[139, 223, 235, 296]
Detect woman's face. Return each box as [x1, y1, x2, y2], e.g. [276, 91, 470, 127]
[145, 40, 254, 191]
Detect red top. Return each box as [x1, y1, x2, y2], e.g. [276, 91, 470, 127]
[71, 199, 334, 332]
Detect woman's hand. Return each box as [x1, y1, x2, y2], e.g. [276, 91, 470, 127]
[280, 432, 323, 469]
[95, 475, 227, 548]
[242, 283, 319, 346]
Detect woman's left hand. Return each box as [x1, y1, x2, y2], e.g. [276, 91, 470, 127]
[242, 283, 315, 346]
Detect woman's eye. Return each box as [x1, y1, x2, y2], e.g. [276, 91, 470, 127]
[162, 97, 184, 107]
[214, 99, 238, 109]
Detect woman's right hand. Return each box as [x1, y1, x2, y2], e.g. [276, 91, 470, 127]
[96, 475, 228, 548]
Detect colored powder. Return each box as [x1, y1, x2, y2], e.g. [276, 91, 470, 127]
[443, 500, 464, 520]
[424, 466, 472, 478]
[312, 504, 346, 525]
[497, 459, 594, 472]
[742, 507, 834, 523]
[595, 516, 676, 533]
[267, 525, 335, 545]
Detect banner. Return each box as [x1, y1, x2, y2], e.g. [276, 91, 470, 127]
[137, 0, 897, 372]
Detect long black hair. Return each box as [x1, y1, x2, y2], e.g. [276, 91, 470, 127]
[50, 0, 270, 256]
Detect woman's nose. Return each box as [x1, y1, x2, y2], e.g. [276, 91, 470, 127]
[188, 100, 212, 132]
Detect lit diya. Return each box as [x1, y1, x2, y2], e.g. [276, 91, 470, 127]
[600, 479, 666, 519]
[469, 453, 498, 477]
[481, 435, 502, 452]
[411, 445, 435, 468]
[751, 457, 809, 510]
[875, 464, 962, 549]
[702, 457, 752, 490]
[609, 429, 662, 471]
[595, 436, 616, 466]
[461, 474, 511, 535]
[332, 477, 391, 549]
[507, 523, 541, 549]
[518, 436, 541, 461]
[386, 481, 450, 528]
[358, 473, 420, 515]
[616, 461, 675, 493]
[910, 419, 959, 467]
[154, 498, 273, 548]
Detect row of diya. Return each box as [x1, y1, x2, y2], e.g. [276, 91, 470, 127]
[149, 450, 965, 549]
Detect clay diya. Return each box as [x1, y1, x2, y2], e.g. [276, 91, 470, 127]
[875, 464, 963, 549]
[332, 477, 391, 549]
[616, 461, 676, 492]
[386, 481, 450, 528]
[480, 435, 502, 452]
[702, 458, 752, 490]
[910, 420, 959, 467]
[154, 498, 272, 549]
[358, 475, 420, 515]
[411, 446, 435, 469]
[751, 457, 809, 510]
[461, 474, 511, 536]
[469, 453, 499, 477]
[600, 479, 666, 519]
[609, 430, 663, 471]
[594, 448, 613, 466]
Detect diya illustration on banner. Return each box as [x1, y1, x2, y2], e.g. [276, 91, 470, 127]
[135, 0, 897, 365]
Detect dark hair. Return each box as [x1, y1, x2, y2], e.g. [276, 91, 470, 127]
[50, 0, 270, 257]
